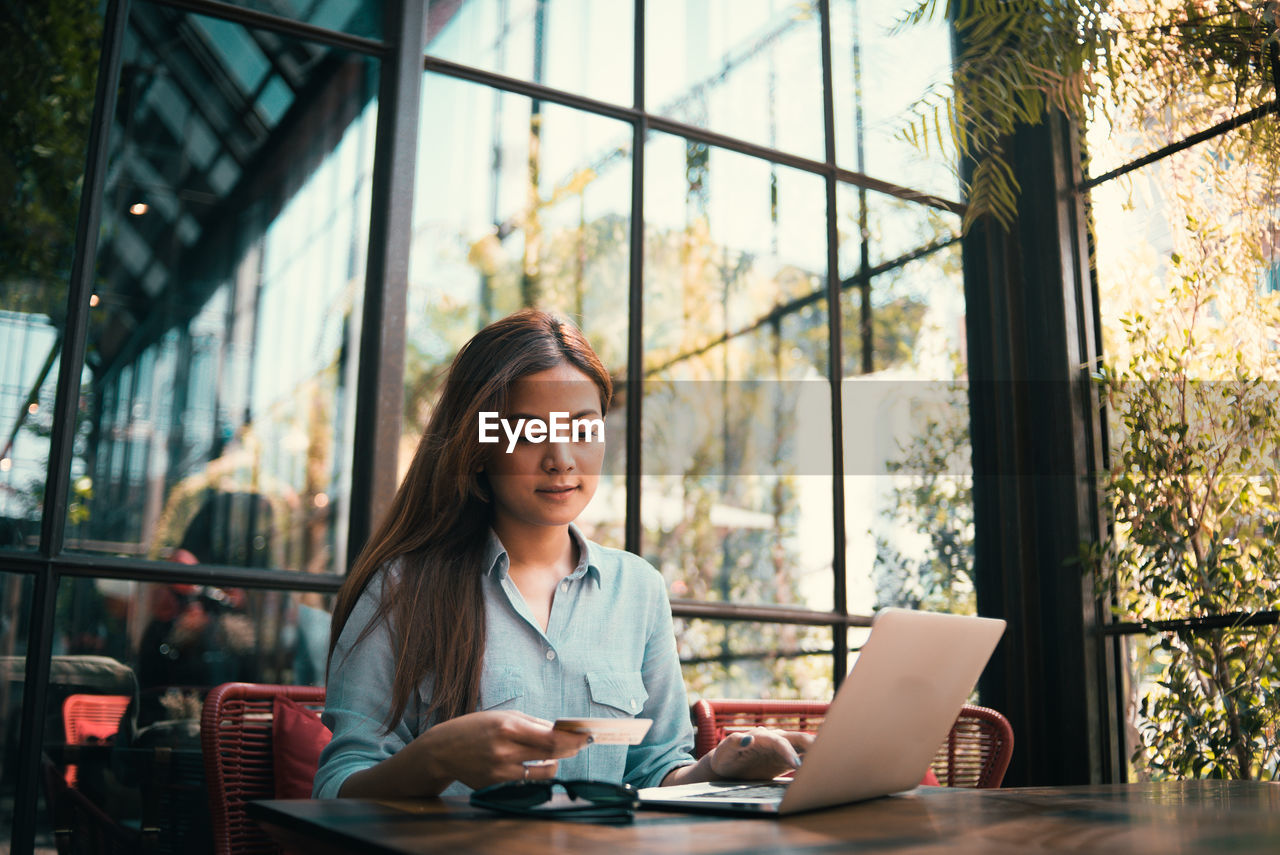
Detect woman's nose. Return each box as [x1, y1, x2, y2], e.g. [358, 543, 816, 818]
[543, 439, 576, 471]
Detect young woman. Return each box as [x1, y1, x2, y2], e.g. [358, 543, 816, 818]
[314, 309, 809, 799]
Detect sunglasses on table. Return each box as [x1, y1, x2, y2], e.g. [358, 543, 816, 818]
[469, 779, 640, 823]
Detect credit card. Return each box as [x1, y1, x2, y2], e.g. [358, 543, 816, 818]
[553, 717, 653, 745]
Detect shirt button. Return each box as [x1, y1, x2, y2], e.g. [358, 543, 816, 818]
[630, 699, 638, 710]
[560, 582, 569, 593]
[546, 649, 556, 661]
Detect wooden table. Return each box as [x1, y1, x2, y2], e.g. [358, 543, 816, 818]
[248, 780, 1280, 854]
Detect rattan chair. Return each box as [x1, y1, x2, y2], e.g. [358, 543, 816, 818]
[200, 682, 325, 855]
[41, 752, 142, 855]
[691, 698, 1013, 788]
[62, 693, 131, 787]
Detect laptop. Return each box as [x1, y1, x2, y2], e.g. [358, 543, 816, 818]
[638, 608, 1006, 816]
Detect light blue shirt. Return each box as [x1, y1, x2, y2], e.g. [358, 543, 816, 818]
[314, 525, 696, 798]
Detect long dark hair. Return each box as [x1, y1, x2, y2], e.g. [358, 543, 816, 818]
[329, 309, 613, 729]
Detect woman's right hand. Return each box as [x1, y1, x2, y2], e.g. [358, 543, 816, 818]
[412, 710, 589, 791]
[339, 710, 588, 798]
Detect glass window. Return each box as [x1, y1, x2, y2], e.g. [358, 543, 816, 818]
[0, 323, 60, 551]
[425, 0, 634, 107]
[646, 0, 825, 161]
[1092, 125, 1280, 781]
[40, 574, 329, 852]
[837, 183, 970, 616]
[643, 134, 834, 612]
[192, 15, 272, 92]
[0, 2, 105, 546]
[858, 192, 961, 273]
[67, 4, 379, 573]
[407, 73, 633, 547]
[677, 618, 834, 702]
[830, 0, 959, 200]
[0, 571, 33, 849]
[1122, 629, 1280, 782]
[229, 0, 384, 41]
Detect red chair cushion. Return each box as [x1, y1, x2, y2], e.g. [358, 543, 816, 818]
[272, 695, 331, 799]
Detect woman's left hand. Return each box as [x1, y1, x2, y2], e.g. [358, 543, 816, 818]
[707, 727, 813, 781]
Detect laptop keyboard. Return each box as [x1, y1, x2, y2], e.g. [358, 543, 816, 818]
[685, 782, 790, 800]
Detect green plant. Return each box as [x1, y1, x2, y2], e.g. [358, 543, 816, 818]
[900, 0, 1280, 230]
[872, 378, 975, 615]
[894, 0, 1280, 781]
[1, 0, 103, 317]
[1095, 264, 1280, 780]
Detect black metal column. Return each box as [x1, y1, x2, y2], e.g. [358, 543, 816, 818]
[624, 0, 645, 554]
[347, 0, 425, 566]
[961, 106, 1114, 786]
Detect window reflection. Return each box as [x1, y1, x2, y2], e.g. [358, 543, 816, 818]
[231, 0, 384, 40]
[41, 575, 328, 852]
[407, 73, 633, 546]
[643, 134, 834, 611]
[830, 0, 959, 200]
[859, 193, 961, 273]
[676, 617, 834, 702]
[426, 0, 633, 106]
[836, 182, 970, 616]
[0, 319, 59, 549]
[67, 5, 378, 573]
[646, 0, 824, 161]
[0, 2, 103, 544]
[52, 579, 329, 720]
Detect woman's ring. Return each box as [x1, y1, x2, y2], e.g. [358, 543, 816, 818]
[523, 764, 530, 781]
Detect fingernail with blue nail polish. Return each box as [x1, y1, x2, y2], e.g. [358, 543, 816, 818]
[738, 734, 753, 747]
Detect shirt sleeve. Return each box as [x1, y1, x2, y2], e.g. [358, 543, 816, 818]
[623, 567, 697, 789]
[313, 569, 417, 798]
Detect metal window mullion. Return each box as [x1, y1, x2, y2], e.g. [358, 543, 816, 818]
[671, 599, 873, 628]
[1101, 610, 1280, 634]
[0, 550, 346, 593]
[146, 0, 386, 57]
[625, 0, 645, 554]
[419, 52, 963, 214]
[243, 25, 309, 93]
[347, 0, 424, 566]
[1062, 98, 1119, 785]
[52, 555, 344, 592]
[1081, 100, 1280, 191]
[818, 0, 848, 685]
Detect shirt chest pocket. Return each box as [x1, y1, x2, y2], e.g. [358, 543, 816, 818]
[479, 672, 525, 711]
[586, 670, 648, 717]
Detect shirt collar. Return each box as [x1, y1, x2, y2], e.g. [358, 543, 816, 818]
[483, 523, 601, 587]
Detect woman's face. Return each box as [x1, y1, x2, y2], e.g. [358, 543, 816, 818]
[483, 361, 606, 535]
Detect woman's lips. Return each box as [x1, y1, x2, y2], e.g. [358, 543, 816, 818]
[537, 485, 579, 499]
